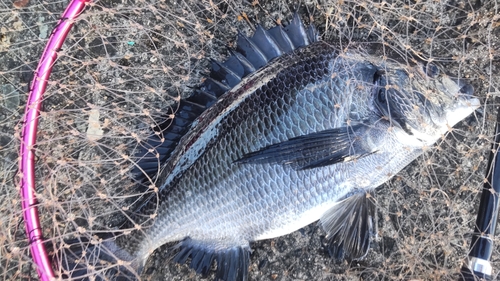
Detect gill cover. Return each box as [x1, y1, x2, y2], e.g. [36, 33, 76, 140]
[372, 64, 455, 137]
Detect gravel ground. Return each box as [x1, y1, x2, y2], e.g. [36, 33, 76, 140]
[1, 0, 500, 280]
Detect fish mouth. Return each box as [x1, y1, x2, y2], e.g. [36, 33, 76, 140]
[447, 78, 479, 112]
[453, 79, 480, 108]
[451, 78, 475, 97]
[444, 79, 480, 129]
[459, 83, 474, 96]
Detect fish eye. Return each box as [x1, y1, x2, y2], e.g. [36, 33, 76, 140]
[423, 62, 439, 78]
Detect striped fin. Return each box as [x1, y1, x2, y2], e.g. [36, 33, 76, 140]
[321, 192, 377, 260]
[173, 238, 250, 281]
[236, 124, 376, 170]
[133, 13, 320, 182]
[284, 12, 313, 48]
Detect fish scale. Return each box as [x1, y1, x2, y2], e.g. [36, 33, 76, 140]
[58, 13, 480, 281]
[137, 40, 429, 261]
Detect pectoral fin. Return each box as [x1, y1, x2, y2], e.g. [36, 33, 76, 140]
[320, 192, 376, 260]
[237, 124, 377, 170]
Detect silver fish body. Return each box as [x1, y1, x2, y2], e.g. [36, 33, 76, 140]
[61, 15, 480, 281]
[141, 42, 414, 249]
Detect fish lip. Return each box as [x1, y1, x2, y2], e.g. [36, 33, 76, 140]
[464, 95, 481, 108]
[455, 84, 480, 110]
[459, 83, 474, 96]
[444, 95, 480, 132]
[450, 78, 475, 97]
[450, 77, 468, 88]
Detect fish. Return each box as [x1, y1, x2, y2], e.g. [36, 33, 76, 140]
[56, 13, 480, 281]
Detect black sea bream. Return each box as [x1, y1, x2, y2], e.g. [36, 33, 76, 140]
[60, 14, 480, 281]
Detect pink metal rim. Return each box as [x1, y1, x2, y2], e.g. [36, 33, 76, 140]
[19, 0, 91, 280]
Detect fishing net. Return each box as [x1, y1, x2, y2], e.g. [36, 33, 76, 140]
[1, 0, 499, 280]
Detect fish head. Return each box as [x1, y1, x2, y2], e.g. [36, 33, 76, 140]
[372, 61, 480, 143]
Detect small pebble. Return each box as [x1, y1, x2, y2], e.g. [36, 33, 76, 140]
[13, 0, 29, 8]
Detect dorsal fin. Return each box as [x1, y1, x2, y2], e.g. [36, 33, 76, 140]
[132, 13, 320, 182]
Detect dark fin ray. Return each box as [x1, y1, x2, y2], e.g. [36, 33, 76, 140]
[224, 49, 256, 78]
[186, 88, 218, 108]
[131, 111, 175, 181]
[321, 192, 377, 260]
[236, 124, 376, 170]
[236, 31, 268, 69]
[174, 245, 193, 265]
[267, 25, 295, 53]
[132, 98, 214, 182]
[250, 24, 283, 60]
[52, 235, 140, 281]
[211, 59, 242, 88]
[307, 24, 320, 43]
[284, 13, 310, 48]
[202, 75, 232, 97]
[173, 238, 250, 281]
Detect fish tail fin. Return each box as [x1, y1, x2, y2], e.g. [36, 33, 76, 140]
[52, 234, 142, 281]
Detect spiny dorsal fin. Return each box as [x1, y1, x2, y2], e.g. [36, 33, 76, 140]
[131, 98, 209, 180]
[133, 13, 319, 182]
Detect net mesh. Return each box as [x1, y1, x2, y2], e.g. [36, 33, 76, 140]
[1, 0, 499, 280]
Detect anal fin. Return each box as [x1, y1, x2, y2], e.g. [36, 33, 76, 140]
[173, 238, 250, 281]
[320, 192, 377, 260]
